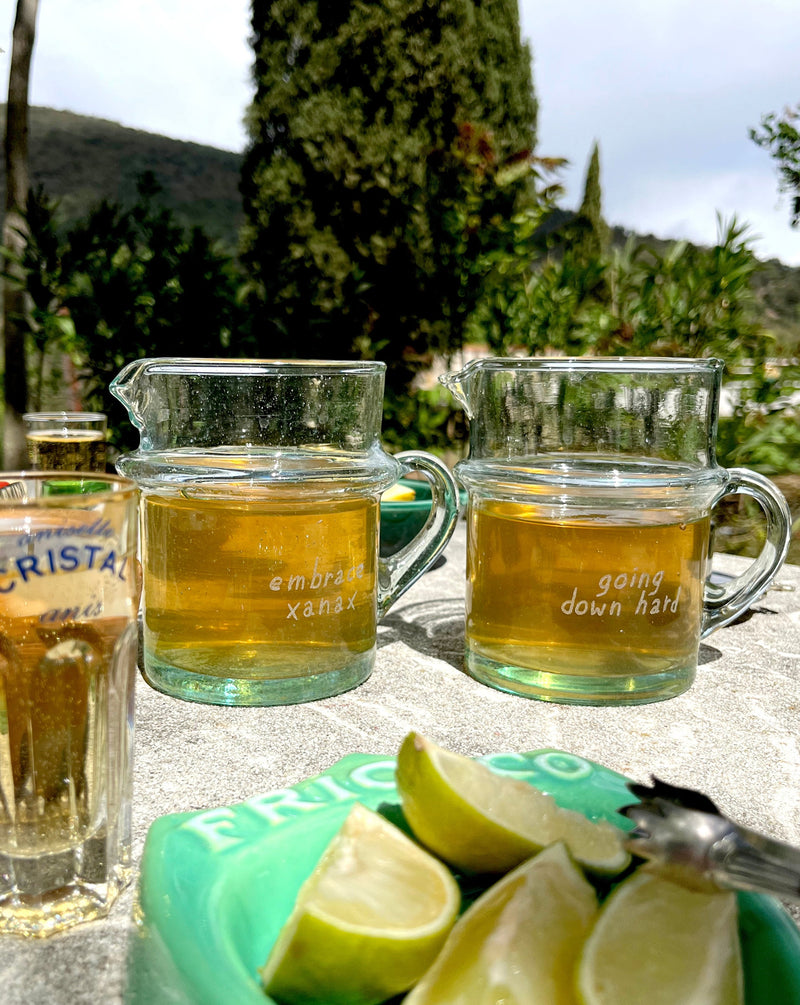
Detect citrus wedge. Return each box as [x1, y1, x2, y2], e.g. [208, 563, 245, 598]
[381, 484, 417, 502]
[576, 868, 743, 1005]
[395, 732, 629, 875]
[405, 842, 599, 1005]
[260, 802, 460, 1005]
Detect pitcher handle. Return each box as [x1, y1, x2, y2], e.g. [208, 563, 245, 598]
[377, 451, 460, 618]
[702, 469, 792, 637]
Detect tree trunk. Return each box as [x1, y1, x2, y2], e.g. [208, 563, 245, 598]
[3, 0, 39, 467]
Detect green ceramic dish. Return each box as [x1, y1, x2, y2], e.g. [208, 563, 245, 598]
[41, 478, 111, 495]
[125, 751, 800, 1005]
[379, 477, 466, 556]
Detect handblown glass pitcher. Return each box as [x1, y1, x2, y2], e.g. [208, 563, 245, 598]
[111, 358, 459, 706]
[440, 356, 792, 705]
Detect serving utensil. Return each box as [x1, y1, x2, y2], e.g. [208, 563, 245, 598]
[620, 777, 800, 903]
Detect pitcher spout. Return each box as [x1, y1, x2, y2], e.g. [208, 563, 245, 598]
[109, 358, 148, 430]
[438, 366, 472, 416]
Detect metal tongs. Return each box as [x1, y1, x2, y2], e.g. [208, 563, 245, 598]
[620, 777, 800, 903]
[0, 480, 26, 500]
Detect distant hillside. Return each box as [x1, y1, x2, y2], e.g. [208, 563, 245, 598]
[613, 225, 800, 352]
[0, 105, 244, 247]
[2, 106, 799, 346]
[541, 208, 800, 351]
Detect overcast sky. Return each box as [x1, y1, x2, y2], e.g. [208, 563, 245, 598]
[3, 0, 799, 264]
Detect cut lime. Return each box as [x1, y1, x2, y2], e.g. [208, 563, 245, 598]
[406, 842, 598, 1005]
[576, 868, 743, 1005]
[260, 802, 460, 1005]
[381, 484, 417, 502]
[395, 732, 629, 875]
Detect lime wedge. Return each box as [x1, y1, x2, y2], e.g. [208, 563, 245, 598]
[381, 484, 417, 502]
[576, 868, 743, 1005]
[395, 732, 629, 875]
[260, 802, 460, 1005]
[406, 842, 598, 1005]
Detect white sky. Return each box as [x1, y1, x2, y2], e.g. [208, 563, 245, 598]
[3, 0, 799, 265]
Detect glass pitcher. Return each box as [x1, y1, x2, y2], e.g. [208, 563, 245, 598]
[440, 356, 792, 705]
[111, 358, 459, 706]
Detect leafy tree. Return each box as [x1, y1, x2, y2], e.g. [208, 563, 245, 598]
[240, 0, 538, 392]
[474, 214, 768, 366]
[598, 217, 764, 360]
[4, 177, 244, 450]
[465, 142, 610, 356]
[63, 190, 241, 441]
[751, 103, 800, 227]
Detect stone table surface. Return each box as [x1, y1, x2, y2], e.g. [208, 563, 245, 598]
[2, 524, 800, 1003]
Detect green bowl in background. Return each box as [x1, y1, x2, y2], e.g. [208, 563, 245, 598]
[42, 479, 111, 496]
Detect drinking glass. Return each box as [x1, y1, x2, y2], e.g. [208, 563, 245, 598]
[0, 472, 139, 936]
[24, 411, 108, 472]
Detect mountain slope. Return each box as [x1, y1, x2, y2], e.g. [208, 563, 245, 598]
[0, 105, 244, 247]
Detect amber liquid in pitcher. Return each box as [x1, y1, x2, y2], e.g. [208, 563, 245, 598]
[142, 484, 379, 683]
[467, 498, 710, 682]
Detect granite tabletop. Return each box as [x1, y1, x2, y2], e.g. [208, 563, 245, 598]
[2, 523, 799, 1004]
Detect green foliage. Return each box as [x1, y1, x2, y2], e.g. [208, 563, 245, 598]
[4, 107, 800, 356]
[716, 362, 800, 475]
[599, 217, 764, 360]
[469, 241, 607, 356]
[3, 103, 799, 484]
[751, 103, 800, 227]
[463, 204, 793, 483]
[473, 214, 767, 365]
[718, 409, 800, 475]
[435, 141, 564, 358]
[381, 385, 466, 455]
[463, 142, 612, 356]
[240, 0, 538, 391]
[4, 177, 244, 449]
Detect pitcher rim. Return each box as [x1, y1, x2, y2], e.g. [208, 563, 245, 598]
[111, 357, 387, 379]
[445, 356, 724, 376]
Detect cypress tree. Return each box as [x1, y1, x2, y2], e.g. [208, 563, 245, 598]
[240, 0, 537, 387]
[571, 141, 609, 263]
